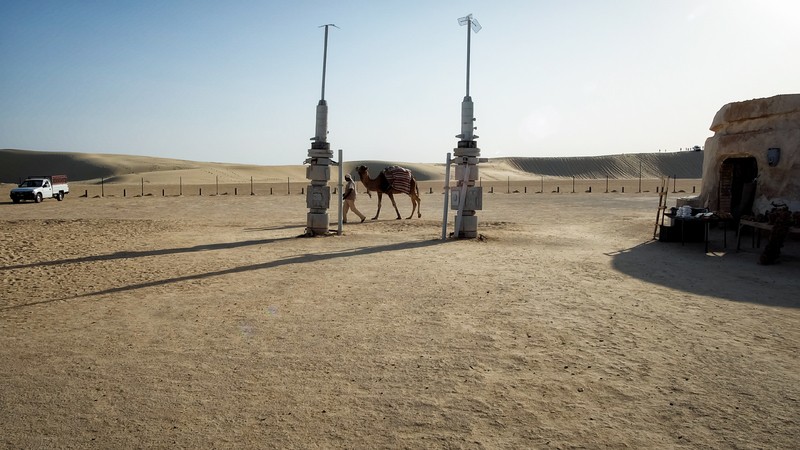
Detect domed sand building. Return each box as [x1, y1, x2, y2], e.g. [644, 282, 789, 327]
[699, 94, 800, 218]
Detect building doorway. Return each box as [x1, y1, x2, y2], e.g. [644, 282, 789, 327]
[719, 156, 758, 220]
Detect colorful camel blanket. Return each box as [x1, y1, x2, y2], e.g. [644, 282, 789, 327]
[382, 165, 413, 194]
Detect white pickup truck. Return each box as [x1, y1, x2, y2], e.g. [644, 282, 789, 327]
[10, 175, 70, 203]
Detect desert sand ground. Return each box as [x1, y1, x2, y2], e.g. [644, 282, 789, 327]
[1, 184, 798, 448]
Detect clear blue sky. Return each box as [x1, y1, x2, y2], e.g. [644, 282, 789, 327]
[1, 1, 798, 165]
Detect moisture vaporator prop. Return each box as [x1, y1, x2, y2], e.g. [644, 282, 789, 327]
[452, 14, 485, 239]
[305, 24, 338, 235]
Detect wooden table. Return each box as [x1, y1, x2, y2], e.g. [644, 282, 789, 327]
[736, 219, 800, 251]
[666, 214, 729, 253]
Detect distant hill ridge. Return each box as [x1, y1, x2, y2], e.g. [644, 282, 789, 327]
[0, 149, 703, 183]
[0, 149, 203, 183]
[498, 152, 703, 179]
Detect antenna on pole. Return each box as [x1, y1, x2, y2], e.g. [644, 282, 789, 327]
[318, 24, 339, 101]
[458, 14, 481, 98]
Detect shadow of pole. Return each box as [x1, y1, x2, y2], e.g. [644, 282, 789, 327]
[2, 238, 447, 311]
[0, 237, 295, 271]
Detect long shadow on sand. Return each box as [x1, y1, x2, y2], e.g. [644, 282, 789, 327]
[0, 237, 294, 271]
[243, 225, 307, 232]
[608, 235, 800, 309]
[3, 238, 445, 310]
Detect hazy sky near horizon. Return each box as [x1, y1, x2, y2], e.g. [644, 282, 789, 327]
[1, 1, 798, 165]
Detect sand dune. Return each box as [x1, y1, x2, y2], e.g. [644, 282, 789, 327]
[0, 149, 200, 183]
[1, 149, 703, 184]
[500, 151, 704, 179]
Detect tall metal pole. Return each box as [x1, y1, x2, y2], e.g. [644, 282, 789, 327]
[442, 152, 452, 240]
[321, 25, 329, 101]
[337, 149, 343, 235]
[465, 20, 471, 98]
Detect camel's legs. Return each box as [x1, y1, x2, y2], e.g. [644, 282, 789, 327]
[372, 192, 383, 220]
[388, 193, 401, 219]
[406, 195, 416, 219]
[402, 191, 422, 219]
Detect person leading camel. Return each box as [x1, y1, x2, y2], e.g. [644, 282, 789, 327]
[342, 174, 366, 223]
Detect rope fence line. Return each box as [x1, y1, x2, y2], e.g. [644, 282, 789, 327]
[66, 177, 702, 199]
[472, 176, 700, 196]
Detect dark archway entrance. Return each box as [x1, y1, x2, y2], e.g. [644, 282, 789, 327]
[719, 156, 758, 220]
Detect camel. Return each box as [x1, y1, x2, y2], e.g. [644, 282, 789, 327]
[355, 165, 421, 220]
